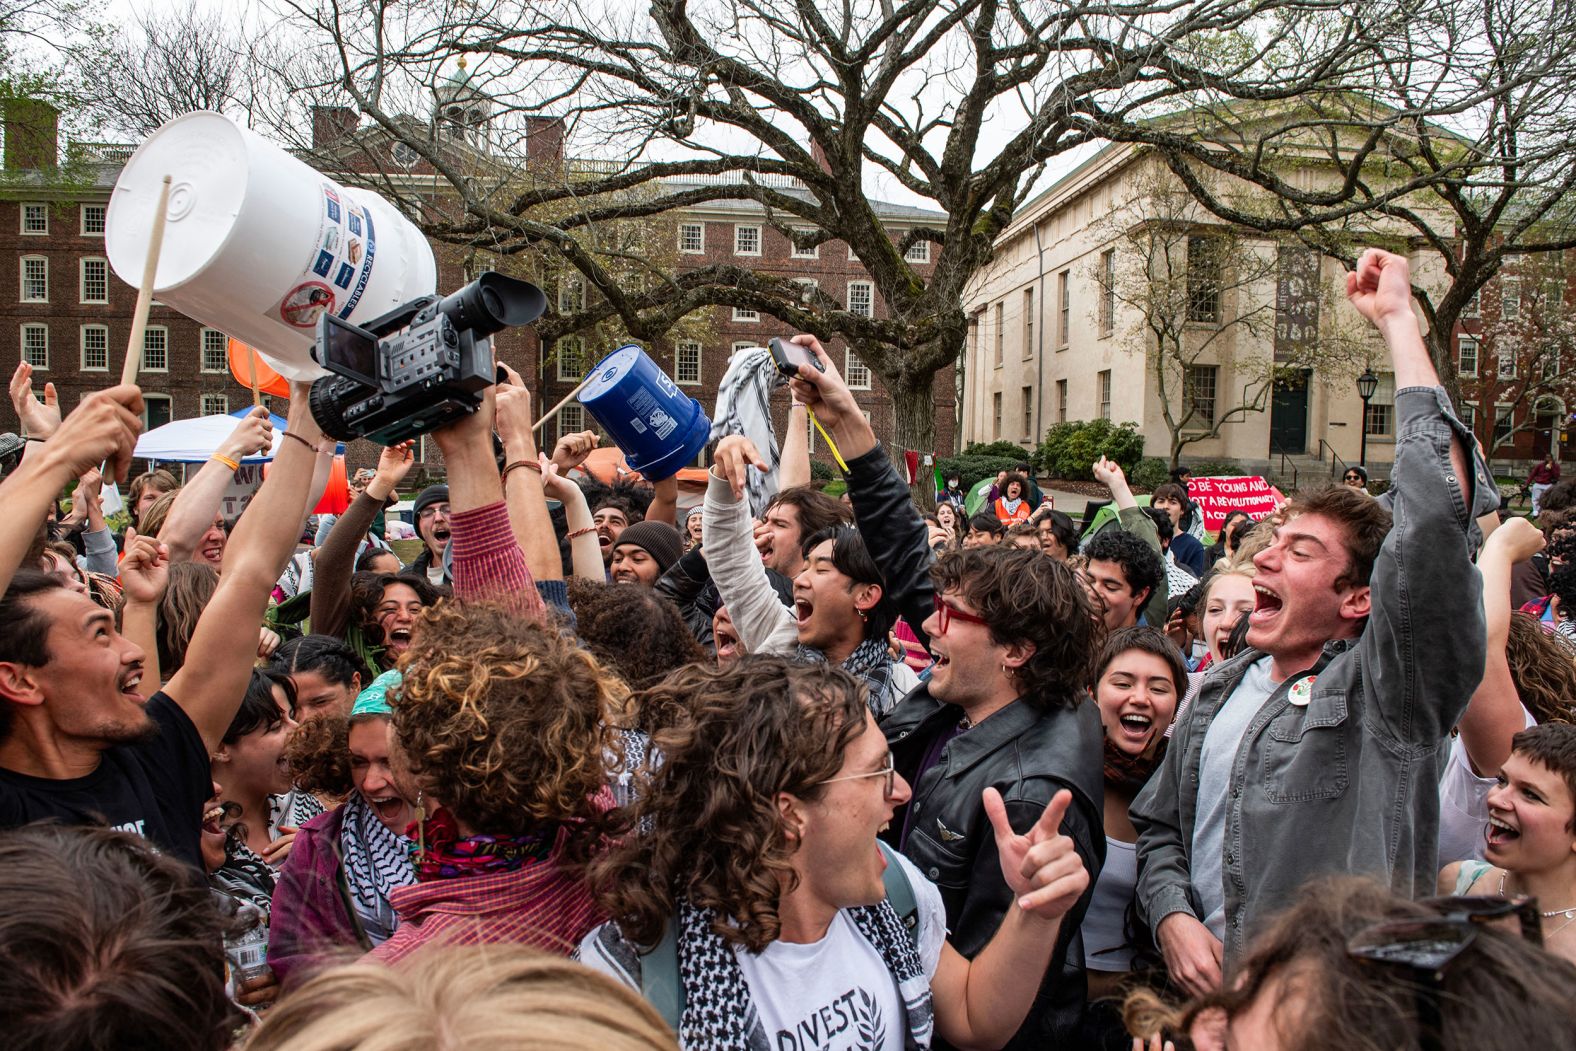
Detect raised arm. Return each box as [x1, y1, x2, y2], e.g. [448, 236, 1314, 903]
[74, 469, 120, 577]
[118, 533, 168, 698]
[703, 435, 798, 654]
[494, 366, 561, 582]
[1459, 517, 1543, 776]
[157, 408, 273, 562]
[311, 443, 414, 638]
[786, 336, 935, 651]
[430, 386, 544, 617]
[777, 401, 811, 489]
[1093, 456, 1167, 628]
[167, 385, 323, 753]
[0, 385, 143, 595]
[1348, 249, 1498, 744]
[541, 461, 604, 582]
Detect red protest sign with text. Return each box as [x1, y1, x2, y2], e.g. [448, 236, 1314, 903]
[1188, 476, 1284, 531]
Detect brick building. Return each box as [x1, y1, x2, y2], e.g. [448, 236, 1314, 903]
[1, 94, 956, 478]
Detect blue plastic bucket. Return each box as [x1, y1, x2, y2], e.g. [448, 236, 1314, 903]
[578, 345, 711, 480]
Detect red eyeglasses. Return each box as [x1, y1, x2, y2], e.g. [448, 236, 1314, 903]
[933, 593, 988, 633]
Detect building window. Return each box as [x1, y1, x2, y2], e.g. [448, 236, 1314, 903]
[1021, 386, 1034, 439]
[1183, 365, 1218, 427]
[80, 257, 108, 304]
[1364, 372, 1396, 438]
[1100, 248, 1117, 335]
[558, 276, 585, 314]
[1502, 278, 1520, 322]
[903, 240, 930, 264]
[1098, 370, 1112, 420]
[732, 340, 756, 356]
[143, 394, 173, 430]
[1463, 289, 1480, 319]
[201, 393, 229, 416]
[1056, 379, 1068, 422]
[81, 204, 106, 236]
[20, 203, 47, 235]
[1458, 336, 1479, 377]
[993, 301, 1004, 367]
[1498, 352, 1517, 380]
[1057, 270, 1070, 346]
[1023, 288, 1035, 359]
[847, 281, 873, 318]
[790, 230, 819, 259]
[732, 306, 758, 322]
[1186, 236, 1223, 323]
[734, 225, 761, 256]
[1493, 403, 1514, 447]
[845, 351, 872, 389]
[20, 324, 48, 368]
[557, 404, 586, 442]
[20, 256, 47, 302]
[201, 329, 229, 372]
[80, 325, 109, 371]
[142, 327, 168, 372]
[675, 341, 701, 385]
[992, 391, 1003, 439]
[678, 222, 704, 254]
[1459, 403, 1477, 435]
[557, 337, 585, 381]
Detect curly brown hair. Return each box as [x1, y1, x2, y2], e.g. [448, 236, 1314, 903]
[285, 714, 354, 798]
[1506, 612, 1576, 725]
[393, 602, 623, 864]
[566, 579, 706, 690]
[931, 546, 1103, 712]
[591, 656, 869, 953]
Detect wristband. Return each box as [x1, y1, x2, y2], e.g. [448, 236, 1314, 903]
[502, 459, 543, 484]
[210, 453, 241, 472]
[280, 431, 317, 454]
[567, 525, 596, 540]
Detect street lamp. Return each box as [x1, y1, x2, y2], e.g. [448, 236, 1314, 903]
[1357, 367, 1379, 468]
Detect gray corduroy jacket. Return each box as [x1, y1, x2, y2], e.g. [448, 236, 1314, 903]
[1132, 385, 1501, 962]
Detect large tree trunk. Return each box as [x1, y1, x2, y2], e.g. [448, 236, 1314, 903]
[885, 373, 938, 501]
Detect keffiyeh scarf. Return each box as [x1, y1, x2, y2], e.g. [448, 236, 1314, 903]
[674, 896, 933, 1050]
[411, 806, 558, 882]
[797, 634, 901, 716]
[339, 792, 417, 945]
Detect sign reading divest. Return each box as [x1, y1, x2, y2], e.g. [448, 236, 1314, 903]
[1189, 476, 1284, 530]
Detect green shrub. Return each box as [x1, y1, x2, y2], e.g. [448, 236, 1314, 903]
[935, 454, 1022, 491]
[962, 440, 1032, 461]
[809, 459, 836, 482]
[1130, 457, 1170, 491]
[1035, 419, 1145, 481]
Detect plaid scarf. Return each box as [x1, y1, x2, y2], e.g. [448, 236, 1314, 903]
[411, 806, 558, 882]
[339, 792, 416, 945]
[797, 634, 900, 716]
[674, 896, 933, 1050]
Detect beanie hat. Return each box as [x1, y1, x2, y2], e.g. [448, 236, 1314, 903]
[412, 484, 449, 539]
[613, 520, 684, 574]
[350, 669, 402, 720]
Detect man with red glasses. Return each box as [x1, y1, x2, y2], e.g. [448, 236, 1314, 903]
[785, 337, 1107, 1048]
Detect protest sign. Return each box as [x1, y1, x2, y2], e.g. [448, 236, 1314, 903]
[1189, 475, 1284, 531]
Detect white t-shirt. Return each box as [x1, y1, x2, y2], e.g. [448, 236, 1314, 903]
[1436, 708, 1535, 868]
[1081, 837, 1138, 972]
[580, 852, 947, 1051]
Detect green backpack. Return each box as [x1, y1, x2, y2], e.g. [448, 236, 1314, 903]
[639, 840, 921, 1031]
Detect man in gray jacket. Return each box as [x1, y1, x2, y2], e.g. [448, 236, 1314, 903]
[1132, 248, 1502, 994]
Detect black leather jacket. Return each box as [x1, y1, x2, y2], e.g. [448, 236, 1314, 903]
[846, 444, 1106, 1048]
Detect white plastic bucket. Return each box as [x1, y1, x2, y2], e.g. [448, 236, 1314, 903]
[106, 111, 437, 380]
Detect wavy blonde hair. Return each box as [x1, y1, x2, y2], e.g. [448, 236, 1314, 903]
[392, 602, 625, 864]
[244, 944, 677, 1051]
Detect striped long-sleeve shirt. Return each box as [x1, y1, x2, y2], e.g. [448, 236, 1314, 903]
[448, 499, 546, 621]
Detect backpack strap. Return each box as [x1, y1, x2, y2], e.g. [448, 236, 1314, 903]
[639, 848, 920, 1032]
[639, 919, 684, 1033]
[879, 840, 920, 951]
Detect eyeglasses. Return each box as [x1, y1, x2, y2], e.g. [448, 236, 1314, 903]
[417, 504, 451, 519]
[932, 593, 989, 633]
[816, 753, 897, 798]
[1347, 896, 1541, 1051]
[1344, 474, 1364, 483]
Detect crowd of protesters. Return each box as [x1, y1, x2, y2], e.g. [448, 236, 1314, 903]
[3, 249, 1576, 1051]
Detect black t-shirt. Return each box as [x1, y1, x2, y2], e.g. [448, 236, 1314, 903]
[0, 692, 210, 869]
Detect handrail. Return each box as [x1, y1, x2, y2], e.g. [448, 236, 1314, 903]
[1268, 441, 1299, 491]
[1317, 439, 1350, 479]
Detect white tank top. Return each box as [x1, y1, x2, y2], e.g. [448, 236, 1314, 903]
[1081, 837, 1138, 972]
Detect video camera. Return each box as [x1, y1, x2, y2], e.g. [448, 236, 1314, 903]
[307, 272, 546, 445]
